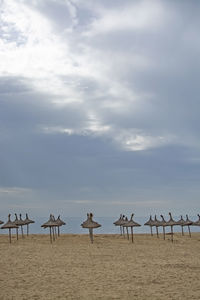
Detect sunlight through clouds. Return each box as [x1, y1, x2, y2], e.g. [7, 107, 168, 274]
[0, 0, 169, 152]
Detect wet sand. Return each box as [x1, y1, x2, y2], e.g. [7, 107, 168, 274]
[0, 233, 200, 299]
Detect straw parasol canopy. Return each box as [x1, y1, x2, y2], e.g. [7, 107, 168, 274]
[122, 213, 141, 243]
[113, 214, 122, 226]
[23, 213, 35, 236]
[81, 213, 101, 243]
[41, 214, 57, 243]
[193, 214, 200, 226]
[56, 215, 66, 226]
[81, 213, 90, 227]
[55, 215, 66, 237]
[144, 215, 154, 236]
[1, 214, 19, 243]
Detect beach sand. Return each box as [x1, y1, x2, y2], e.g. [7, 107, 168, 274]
[0, 232, 200, 299]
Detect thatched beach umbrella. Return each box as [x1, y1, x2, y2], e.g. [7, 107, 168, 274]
[166, 212, 177, 242]
[193, 214, 200, 227]
[113, 214, 126, 236]
[123, 214, 141, 243]
[154, 215, 163, 238]
[144, 215, 154, 236]
[51, 215, 58, 239]
[81, 213, 90, 228]
[0, 220, 4, 225]
[185, 215, 193, 238]
[23, 213, 35, 236]
[1, 214, 19, 243]
[113, 214, 122, 226]
[81, 213, 101, 243]
[176, 215, 186, 236]
[160, 215, 168, 240]
[41, 214, 57, 243]
[55, 215, 66, 237]
[18, 214, 26, 238]
[13, 214, 20, 240]
[121, 215, 126, 238]
[122, 217, 130, 240]
[113, 214, 122, 235]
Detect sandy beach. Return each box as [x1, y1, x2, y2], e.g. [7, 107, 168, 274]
[0, 233, 200, 299]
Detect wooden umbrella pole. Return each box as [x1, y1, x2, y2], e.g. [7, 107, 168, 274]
[181, 226, 184, 236]
[16, 228, 18, 240]
[126, 227, 129, 240]
[9, 228, 11, 243]
[131, 227, 134, 243]
[58, 226, 60, 237]
[27, 224, 29, 236]
[150, 226, 153, 236]
[21, 225, 24, 238]
[163, 226, 165, 240]
[91, 228, 94, 243]
[188, 225, 191, 238]
[120, 225, 122, 235]
[89, 228, 93, 243]
[123, 226, 125, 238]
[171, 225, 173, 243]
[156, 226, 159, 238]
[52, 227, 55, 241]
[50, 227, 52, 243]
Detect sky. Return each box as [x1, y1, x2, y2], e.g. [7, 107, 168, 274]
[0, 0, 200, 219]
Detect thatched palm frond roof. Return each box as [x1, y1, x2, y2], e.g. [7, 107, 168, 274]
[144, 215, 154, 226]
[1, 214, 19, 229]
[165, 212, 177, 226]
[41, 214, 57, 228]
[56, 215, 66, 226]
[23, 213, 35, 225]
[193, 214, 200, 226]
[81, 213, 101, 229]
[122, 214, 141, 228]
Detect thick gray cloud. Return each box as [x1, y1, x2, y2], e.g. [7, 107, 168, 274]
[0, 0, 200, 219]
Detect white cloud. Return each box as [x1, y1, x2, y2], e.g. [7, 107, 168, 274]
[41, 123, 175, 151]
[115, 130, 176, 151]
[0, 0, 81, 101]
[0, 187, 32, 194]
[84, 0, 165, 36]
[73, 200, 95, 204]
[41, 113, 111, 137]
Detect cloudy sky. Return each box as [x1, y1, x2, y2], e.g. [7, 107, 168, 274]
[0, 0, 200, 219]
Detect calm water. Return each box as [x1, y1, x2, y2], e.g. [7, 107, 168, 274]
[1, 216, 200, 235]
